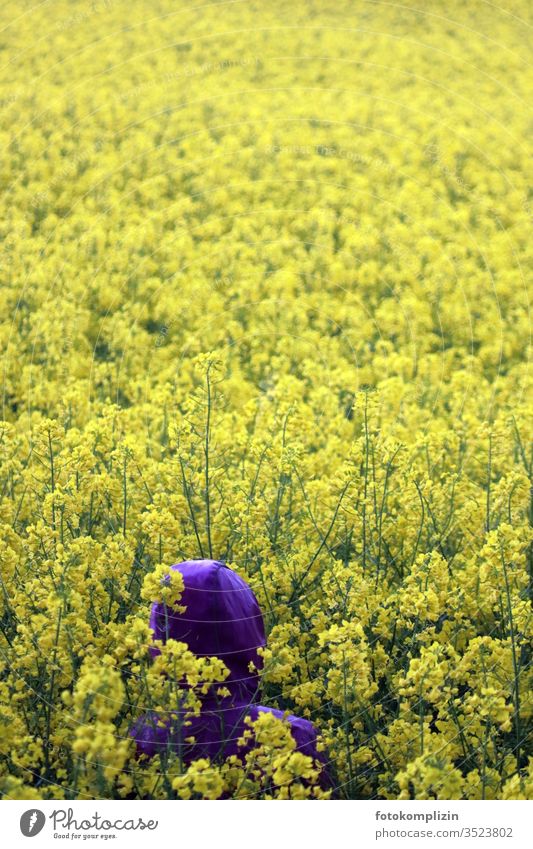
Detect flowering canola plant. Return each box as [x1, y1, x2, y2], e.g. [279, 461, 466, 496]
[0, 0, 532, 800]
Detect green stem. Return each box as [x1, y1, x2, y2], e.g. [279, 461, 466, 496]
[205, 367, 213, 558]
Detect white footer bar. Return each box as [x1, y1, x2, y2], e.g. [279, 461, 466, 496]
[3, 799, 531, 849]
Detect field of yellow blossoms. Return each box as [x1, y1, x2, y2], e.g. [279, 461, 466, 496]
[0, 0, 532, 800]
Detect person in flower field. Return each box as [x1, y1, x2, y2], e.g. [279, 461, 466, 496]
[131, 559, 328, 781]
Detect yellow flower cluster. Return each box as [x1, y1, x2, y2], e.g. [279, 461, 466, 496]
[172, 713, 329, 800]
[0, 0, 531, 799]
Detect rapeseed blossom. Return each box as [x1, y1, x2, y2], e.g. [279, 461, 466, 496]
[0, 0, 531, 799]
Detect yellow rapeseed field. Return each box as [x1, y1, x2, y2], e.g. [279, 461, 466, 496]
[0, 0, 532, 799]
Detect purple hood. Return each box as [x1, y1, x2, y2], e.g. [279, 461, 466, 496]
[149, 559, 265, 702]
[131, 560, 329, 789]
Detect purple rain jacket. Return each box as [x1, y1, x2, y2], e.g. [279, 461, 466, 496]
[130, 560, 327, 777]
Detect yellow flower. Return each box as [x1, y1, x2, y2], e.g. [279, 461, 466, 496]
[0, 0, 530, 801]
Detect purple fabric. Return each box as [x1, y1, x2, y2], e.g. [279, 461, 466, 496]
[131, 560, 327, 785]
[131, 702, 321, 763]
[148, 560, 265, 702]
